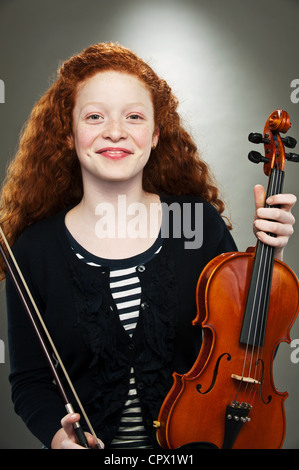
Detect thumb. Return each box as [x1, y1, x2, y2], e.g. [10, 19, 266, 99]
[254, 184, 266, 212]
[61, 413, 81, 441]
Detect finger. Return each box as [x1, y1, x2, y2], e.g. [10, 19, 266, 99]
[254, 218, 294, 239]
[255, 230, 290, 249]
[60, 414, 92, 449]
[265, 193, 297, 210]
[85, 433, 105, 449]
[256, 206, 295, 226]
[61, 413, 104, 449]
[60, 438, 88, 449]
[61, 413, 82, 442]
[254, 184, 266, 211]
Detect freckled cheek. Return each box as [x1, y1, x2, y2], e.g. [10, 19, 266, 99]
[134, 128, 154, 153]
[73, 127, 98, 154]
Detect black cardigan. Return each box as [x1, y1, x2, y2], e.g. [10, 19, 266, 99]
[6, 195, 237, 448]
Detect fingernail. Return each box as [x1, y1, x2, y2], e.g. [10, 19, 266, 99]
[267, 197, 273, 204]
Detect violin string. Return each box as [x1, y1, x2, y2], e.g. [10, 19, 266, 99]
[252, 167, 283, 387]
[249, 388, 258, 407]
[0, 226, 100, 445]
[251, 168, 282, 388]
[238, 244, 265, 403]
[237, 166, 281, 405]
[239, 258, 263, 403]
[233, 378, 245, 404]
[244, 168, 278, 402]
[248, 242, 271, 398]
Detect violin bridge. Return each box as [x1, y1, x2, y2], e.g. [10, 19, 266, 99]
[231, 373, 261, 384]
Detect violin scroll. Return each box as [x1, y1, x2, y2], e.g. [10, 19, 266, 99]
[248, 109, 299, 176]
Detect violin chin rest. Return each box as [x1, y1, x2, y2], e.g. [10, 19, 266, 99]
[178, 441, 219, 449]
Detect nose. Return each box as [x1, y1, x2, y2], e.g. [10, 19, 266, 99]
[102, 117, 127, 142]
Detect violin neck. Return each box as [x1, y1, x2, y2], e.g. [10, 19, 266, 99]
[265, 167, 285, 207]
[239, 168, 284, 347]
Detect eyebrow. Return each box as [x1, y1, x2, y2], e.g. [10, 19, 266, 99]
[80, 101, 148, 109]
[77, 102, 152, 119]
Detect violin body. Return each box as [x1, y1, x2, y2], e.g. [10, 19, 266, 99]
[156, 251, 299, 449]
[156, 110, 299, 449]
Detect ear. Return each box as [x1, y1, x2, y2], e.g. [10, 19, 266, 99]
[152, 126, 160, 148]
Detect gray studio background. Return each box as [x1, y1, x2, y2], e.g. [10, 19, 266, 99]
[0, 0, 299, 449]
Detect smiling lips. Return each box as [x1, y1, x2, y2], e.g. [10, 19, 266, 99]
[97, 147, 133, 160]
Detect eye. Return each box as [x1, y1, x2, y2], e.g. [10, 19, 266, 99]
[86, 113, 103, 121]
[127, 114, 143, 120]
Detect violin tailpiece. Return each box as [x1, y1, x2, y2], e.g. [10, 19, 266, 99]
[222, 403, 251, 449]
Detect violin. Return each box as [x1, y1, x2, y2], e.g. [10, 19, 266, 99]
[155, 110, 299, 449]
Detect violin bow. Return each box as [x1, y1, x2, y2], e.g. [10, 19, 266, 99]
[0, 225, 102, 449]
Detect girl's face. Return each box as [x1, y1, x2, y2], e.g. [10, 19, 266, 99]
[70, 71, 159, 190]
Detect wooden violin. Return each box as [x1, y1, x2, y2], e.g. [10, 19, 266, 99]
[155, 110, 299, 449]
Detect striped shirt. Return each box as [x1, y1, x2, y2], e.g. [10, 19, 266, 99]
[66, 228, 162, 448]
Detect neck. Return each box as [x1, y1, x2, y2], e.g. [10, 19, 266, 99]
[65, 176, 161, 245]
[78, 177, 155, 218]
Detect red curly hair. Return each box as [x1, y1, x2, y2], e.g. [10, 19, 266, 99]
[0, 42, 229, 278]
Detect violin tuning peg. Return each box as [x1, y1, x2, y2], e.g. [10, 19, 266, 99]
[248, 132, 270, 145]
[285, 152, 299, 162]
[281, 136, 297, 149]
[248, 132, 262, 144]
[248, 151, 269, 164]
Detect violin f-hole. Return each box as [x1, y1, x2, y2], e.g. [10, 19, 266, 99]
[196, 353, 231, 395]
[256, 358, 272, 405]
